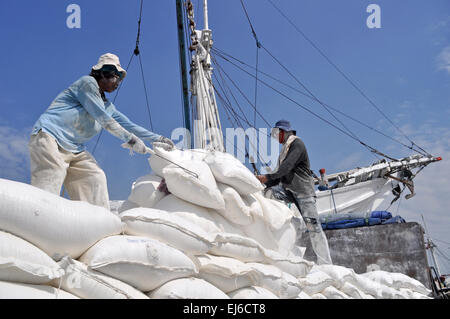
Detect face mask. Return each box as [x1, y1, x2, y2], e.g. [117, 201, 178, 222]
[271, 127, 280, 140]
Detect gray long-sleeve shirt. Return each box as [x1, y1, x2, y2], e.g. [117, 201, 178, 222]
[265, 137, 316, 198]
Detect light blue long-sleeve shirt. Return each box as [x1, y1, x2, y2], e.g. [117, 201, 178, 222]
[32, 75, 162, 153]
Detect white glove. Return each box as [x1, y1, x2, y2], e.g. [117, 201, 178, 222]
[153, 136, 175, 151]
[121, 134, 147, 154]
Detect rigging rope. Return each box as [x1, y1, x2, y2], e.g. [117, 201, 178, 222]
[211, 46, 430, 157]
[266, 0, 431, 157]
[91, 0, 155, 156]
[89, 0, 199, 179]
[239, 0, 261, 129]
[212, 47, 433, 160]
[211, 48, 400, 158]
[211, 54, 271, 127]
[211, 52, 272, 167]
[213, 71, 271, 168]
[237, 1, 385, 161]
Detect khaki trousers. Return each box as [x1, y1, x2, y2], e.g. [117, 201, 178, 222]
[29, 131, 110, 210]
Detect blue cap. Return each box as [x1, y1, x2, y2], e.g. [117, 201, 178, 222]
[274, 119, 296, 134]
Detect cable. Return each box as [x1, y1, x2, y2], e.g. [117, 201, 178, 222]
[212, 63, 271, 168]
[212, 48, 395, 159]
[266, 0, 431, 157]
[238, 0, 261, 129]
[92, 0, 154, 155]
[238, 0, 369, 148]
[435, 238, 450, 246]
[138, 53, 154, 131]
[212, 54, 271, 127]
[212, 46, 429, 156]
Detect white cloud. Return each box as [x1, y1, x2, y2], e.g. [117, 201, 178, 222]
[0, 126, 31, 182]
[334, 151, 365, 172]
[437, 46, 450, 74]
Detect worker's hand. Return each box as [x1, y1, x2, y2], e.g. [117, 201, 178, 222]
[153, 136, 175, 151]
[121, 134, 147, 154]
[256, 175, 268, 184]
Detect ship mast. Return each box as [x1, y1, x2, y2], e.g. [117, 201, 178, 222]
[175, 0, 192, 147]
[186, 0, 225, 151]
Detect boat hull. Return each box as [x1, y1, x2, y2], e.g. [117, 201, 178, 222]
[316, 178, 393, 215]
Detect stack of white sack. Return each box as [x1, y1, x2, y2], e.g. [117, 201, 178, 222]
[0, 178, 137, 299]
[0, 148, 433, 299]
[113, 147, 433, 299]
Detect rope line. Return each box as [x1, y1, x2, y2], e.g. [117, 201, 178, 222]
[211, 47, 429, 157]
[212, 49, 396, 158]
[266, 0, 431, 156]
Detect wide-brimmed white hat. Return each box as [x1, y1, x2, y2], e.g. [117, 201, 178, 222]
[92, 53, 127, 79]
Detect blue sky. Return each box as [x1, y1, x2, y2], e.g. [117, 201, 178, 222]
[0, 1, 449, 275]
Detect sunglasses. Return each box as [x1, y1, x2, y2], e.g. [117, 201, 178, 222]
[101, 65, 124, 81]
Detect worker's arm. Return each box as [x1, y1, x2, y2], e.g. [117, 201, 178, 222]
[76, 79, 133, 143]
[110, 107, 162, 144]
[265, 141, 303, 182]
[264, 177, 281, 188]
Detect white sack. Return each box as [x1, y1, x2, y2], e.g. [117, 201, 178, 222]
[353, 273, 407, 299]
[204, 151, 263, 195]
[390, 272, 431, 295]
[121, 207, 214, 255]
[242, 214, 279, 252]
[399, 288, 431, 299]
[311, 264, 358, 289]
[148, 277, 229, 299]
[297, 270, 335, 296]
[216, 183, 253, 226]
[321, 286, 351, 299]
[154, 195, 245, 236]
[264, 250, 313, 278]
[340, 282, 373, 299]
[296, 291, 312, 299]
[79, 235, 197, 292]
[254, 193, 293, 230]
[247, 262, 301, 299]
[242, 193, 263, 218]
[0, 178, 123, 260]
[52, 257, 148, 299]
[228, 286, 278, 299]
[271, 221, 297, 256]
[351, 274, 384, 298]
[0, 230, 64, 284]
[128, 174, 165, 208]
[196, 255, 257, 293]
[209, 233, 267, 263]
[117, 200, 139, 214]
[148, 147, 209, 178]
[362, 270, 431, 295]
[0, 280, 78, 299]
[163, 160, 225, 210]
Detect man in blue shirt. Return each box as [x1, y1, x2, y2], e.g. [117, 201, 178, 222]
[29, 53, 174, 210]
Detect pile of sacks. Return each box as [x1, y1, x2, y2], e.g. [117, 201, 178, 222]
[0, 147, 432, 299]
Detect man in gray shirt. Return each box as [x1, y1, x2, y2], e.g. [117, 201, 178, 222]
[256, 120, 332, 265]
